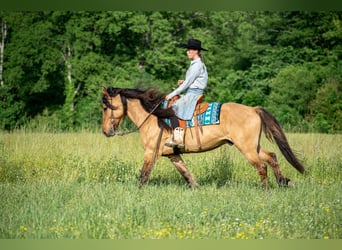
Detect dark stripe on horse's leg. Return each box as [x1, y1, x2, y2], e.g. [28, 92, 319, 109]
[259, 149, 292, 187]
[139, 159, 154, 187]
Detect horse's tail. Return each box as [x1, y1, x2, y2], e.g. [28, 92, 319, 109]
[255, 107, 305, 174]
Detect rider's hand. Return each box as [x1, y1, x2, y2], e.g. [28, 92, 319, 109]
[178, 80, 184, 85]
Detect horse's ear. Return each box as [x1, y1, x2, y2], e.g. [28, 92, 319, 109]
[102, 86, 110, 98]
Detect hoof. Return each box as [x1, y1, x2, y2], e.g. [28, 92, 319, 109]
[287, 181, 295, 188]
[278, 177, 293, 188]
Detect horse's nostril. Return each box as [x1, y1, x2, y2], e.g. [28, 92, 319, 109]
[103, 131, 114, 137]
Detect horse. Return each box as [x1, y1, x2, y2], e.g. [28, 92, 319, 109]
[101, 86, 305, 189]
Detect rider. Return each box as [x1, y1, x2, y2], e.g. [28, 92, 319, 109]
[165, 38, 208, 148]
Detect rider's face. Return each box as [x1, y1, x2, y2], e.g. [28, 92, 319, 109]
[186, 49, 199, 60]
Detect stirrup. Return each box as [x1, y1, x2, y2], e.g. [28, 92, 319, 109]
[165, 139, 175, 148]
[165, 138, 185, 148]
[165, 140, 185, 148]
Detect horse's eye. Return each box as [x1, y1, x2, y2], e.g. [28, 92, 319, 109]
[103, 107, 108, 111]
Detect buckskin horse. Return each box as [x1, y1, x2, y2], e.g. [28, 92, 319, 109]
[101, 86, 305, 189]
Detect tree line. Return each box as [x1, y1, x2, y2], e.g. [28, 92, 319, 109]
[0, 11, 341, 133]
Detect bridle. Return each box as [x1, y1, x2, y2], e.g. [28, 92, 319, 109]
[103, 93, 163, 136]
[102, 93, 128, 136]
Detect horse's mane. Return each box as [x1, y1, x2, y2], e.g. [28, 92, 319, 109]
[105, 87, 174, 118]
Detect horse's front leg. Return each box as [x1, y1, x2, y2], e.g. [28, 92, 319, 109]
[168, 154, 200, 188]
[139, 151, 157, 187]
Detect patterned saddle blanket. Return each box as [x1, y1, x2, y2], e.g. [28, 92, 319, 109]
[187, 102, 222, 127]
[163, 102, 222, 128]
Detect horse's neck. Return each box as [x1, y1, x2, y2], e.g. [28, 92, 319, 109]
[126, 99, 152, 128]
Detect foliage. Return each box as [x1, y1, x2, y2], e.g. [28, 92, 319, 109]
[0, 11, 341, 133]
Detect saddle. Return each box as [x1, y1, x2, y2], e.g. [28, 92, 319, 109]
[193, 96, 208, 116]
[168, 95, 208, 116]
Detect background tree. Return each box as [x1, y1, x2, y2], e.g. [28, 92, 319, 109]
[1, 12, 64, 129]
[0, 11, 341, 133]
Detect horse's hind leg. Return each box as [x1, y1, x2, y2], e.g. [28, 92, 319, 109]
[168, 154, 199, 188]
[246, 153, 269, 189]
[259, 148, 293, 187]
[236, 145, 269, 189]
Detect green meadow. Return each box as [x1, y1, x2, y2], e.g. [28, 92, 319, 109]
[0, 131, 341, 239]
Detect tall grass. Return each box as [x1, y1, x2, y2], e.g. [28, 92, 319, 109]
[0, 131, 341, 239]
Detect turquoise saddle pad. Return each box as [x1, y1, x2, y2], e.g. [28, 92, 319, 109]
[163, 102, 222, 128]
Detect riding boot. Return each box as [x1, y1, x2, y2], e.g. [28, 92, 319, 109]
[173, 127, 185, 148]
[165, 127, 185, 148]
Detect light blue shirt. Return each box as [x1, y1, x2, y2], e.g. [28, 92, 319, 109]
[168, 58, 208, 99]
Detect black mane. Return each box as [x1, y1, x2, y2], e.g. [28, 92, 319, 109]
[104, 87, 174, 118]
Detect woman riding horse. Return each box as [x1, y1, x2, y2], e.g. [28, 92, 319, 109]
[165, 38, 208, 148]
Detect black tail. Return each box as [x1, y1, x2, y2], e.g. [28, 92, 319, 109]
[255, 107, 305, 174]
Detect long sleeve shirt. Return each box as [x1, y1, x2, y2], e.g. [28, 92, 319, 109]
[168, 58, 208, 99]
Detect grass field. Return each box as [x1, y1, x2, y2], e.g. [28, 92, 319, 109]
[0, 131, 341, 239]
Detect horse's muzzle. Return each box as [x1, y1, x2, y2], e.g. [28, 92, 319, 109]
[103, 129, 116, 137]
